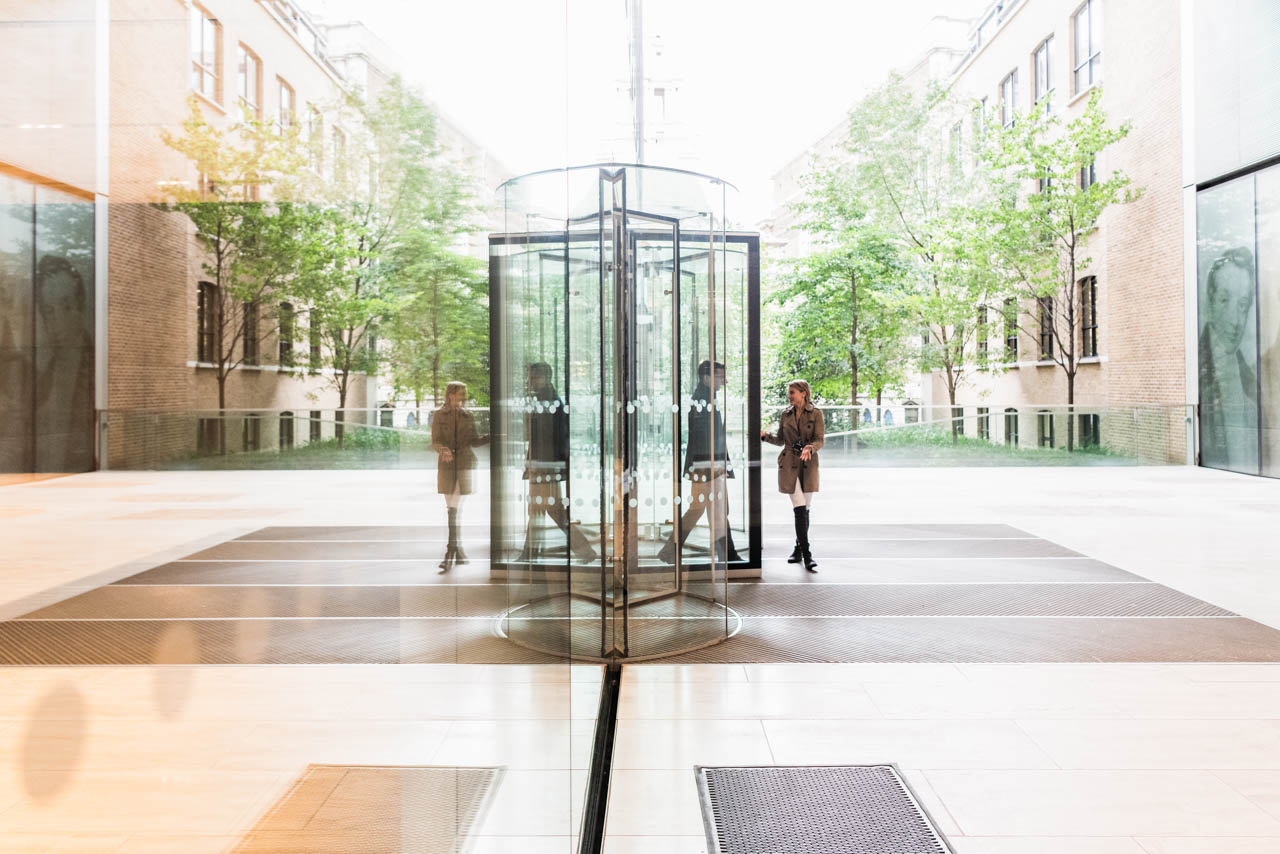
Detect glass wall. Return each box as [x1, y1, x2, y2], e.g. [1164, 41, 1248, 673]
[1196, 163, 1280, 477]
[0, 174, 96, 473]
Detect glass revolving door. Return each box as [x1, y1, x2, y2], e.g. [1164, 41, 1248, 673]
[490, 164, 760, 662]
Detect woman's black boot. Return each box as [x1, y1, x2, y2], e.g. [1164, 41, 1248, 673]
[440, 508, 458, 573]
[787, 541, 803, 564]
[798, 506, 817, 572]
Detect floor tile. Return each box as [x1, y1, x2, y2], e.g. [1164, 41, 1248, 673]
[742, 662, 967, 684]
[429, 719, 592, 769]
[1214, 770, 1280, 822]
[951, 839, 1146, 853]
[617, 680, 881, 720]
[212, 721, 453, 770]
[926, 770, 1280, 836]
[603, 835, 707, 853]
[612, 719, 773, 769]
[866, 681, 1129, 719]
[621, 664, 747, 684]
[1020, 719, 1280, 769]
[604, 770, 705, 836]
[763, 719, 1057, 769]
[1135, 840, 1280, 853]
[471, 769, 586, 837]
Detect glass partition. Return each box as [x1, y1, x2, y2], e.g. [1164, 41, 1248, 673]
[490, 164, 760, 661]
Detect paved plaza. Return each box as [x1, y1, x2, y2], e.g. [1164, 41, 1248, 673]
[1, 466, 1280, 852]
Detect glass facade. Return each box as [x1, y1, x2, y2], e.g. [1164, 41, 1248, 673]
[1196, 163, 1280, 477]
[0, 174, 96, 473]
[489, 164, 759, 660]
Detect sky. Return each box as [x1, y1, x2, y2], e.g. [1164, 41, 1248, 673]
[310, 0, 987, 224]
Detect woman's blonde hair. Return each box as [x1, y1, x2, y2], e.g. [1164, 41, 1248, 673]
[445, 381, 467, 407]
[786, 379, 812, 406]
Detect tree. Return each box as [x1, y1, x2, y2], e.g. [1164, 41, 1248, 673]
[296, 77, 479, 444]
[981, 88, 1140, 450]
[810, 74, 1003, 440]
[158, 98, 314, 453]
[385, 236, 488, 418]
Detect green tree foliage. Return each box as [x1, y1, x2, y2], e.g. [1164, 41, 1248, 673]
[294, 77, 480, 443]
[980, 88, 1140, 449]
[157, 97, 318, 452]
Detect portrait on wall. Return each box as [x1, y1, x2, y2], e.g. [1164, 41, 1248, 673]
[1197, 178, 1260, 474]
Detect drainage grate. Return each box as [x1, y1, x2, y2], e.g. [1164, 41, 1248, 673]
[697, 765, 954, 854]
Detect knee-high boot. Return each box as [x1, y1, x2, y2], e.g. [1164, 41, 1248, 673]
[800, 506, 817, 572]
[440, 507, 458, 572]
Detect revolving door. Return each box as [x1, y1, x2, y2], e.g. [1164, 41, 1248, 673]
[489, 164, 760, 661]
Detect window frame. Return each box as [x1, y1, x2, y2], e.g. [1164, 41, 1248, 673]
[1003, 297, 1018, 360]
[1079, 412, 1100, 448]
[280, 411, 295, 450]
[278, 302, 295, 366]
[197, 281, 219, 363]
[1004, 408, 1019, 447]
[277, 77, 296, 129]
[1037, 409, 1056, 448]
[237, 43, 262, 119]
[309, 410, 322, 443]
[977, 407, 990, 441]
[190, 5, 221, 101]
[243, 300, 259, 366]
[1080, 157, 1097, 189]
[243, 413, 261, 452]
[952, 406, 965, 437]
[1080, 275, 1098, 357]
[1072, 0, 1102, 94]
[1000, 69, 1018, 128]
[1038, 296, 1055, 360]
[1033, 36, 1055, 114]
[977, 304, 989, 355]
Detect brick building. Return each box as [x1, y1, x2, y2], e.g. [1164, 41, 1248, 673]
[1, 0, 506, 471]
[767, 0, 1190, 461]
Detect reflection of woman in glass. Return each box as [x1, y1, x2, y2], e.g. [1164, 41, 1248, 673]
[35, 255, 94, 472]
[431, 381, 488, 573]
[658, 360, 743, 564]
[761, 379, 825, 572]
[516, 362, 596, 563]
[1200, 247, 1257, 468]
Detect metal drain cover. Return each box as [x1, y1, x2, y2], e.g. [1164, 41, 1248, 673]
[696, 765, 954, 854]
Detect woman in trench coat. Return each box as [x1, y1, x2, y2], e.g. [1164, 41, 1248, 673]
[760, 379, 825, 572]
[431, 381, 489, 572]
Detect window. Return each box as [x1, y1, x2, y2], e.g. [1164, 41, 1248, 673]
[332, 127, 346, 179]
[197, 418, 219, 454]
[949, 122, 963, 166]
[190, 6, 220, 99]
[952, 406, 965, 436]
[243, 301, 259, 365]
[977, 305, 989, 355]
[278, 78, 296, 129]
[379, 408, 394, 428]
[197, 281, 219, 362]
[1073, 0, 1102, 94]
[278, 302, 295, 366]
[1038, 296, 1054, 359]
[1000, 69, 1018, 128]
[310, 410, 322, 443]
[309, 105, 323, 173]
[1079, 413, 1100, 448]
[1004, 408, 1019, 447]
[1080, 276, 1098, 357]
[309, 319, 322, 369]
[1037, 409, 1056, 448]
[1034, 37, 1055, 113]
[1080, 157, 1097, 189]
[243, 413, 261, 452]
[1038, 174, 1053, 194]
[236, 45, 261, 118]
[977, 407, 990, 440]
[280, 411, 294, 450]
[1004, 298, 1018, 359]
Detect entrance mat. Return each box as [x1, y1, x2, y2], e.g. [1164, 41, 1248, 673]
[696, 764, 953, 854]
[233, 764, 501, 854]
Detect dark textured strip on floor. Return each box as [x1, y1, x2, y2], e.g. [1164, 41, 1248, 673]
[31, 582, 1233, 620]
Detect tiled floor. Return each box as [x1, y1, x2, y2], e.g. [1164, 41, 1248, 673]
[1, 466, 1280, 852]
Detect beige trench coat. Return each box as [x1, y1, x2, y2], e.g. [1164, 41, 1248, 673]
[431, 406, 488, 495]
[762, 403, 825, 493]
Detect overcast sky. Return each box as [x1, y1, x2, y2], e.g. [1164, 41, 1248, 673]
[310, 0, 986, 224]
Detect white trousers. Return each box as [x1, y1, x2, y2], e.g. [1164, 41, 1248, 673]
[789, 479, 814, 508]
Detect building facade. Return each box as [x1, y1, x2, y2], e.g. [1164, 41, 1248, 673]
[767, 0, 1190, 462]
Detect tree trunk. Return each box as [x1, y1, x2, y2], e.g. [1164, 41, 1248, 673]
[876, 388, 883, 425]
[948, 378, 959, 445]
[1066, 369, 1076, 453]
[217, 373, 228, 456]
[850, 268, 858, 410]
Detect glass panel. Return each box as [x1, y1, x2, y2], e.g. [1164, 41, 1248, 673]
[1197, 175, 1259, 474]
[0, 176, 35, 471]
[1258, 164, 1280, 476]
